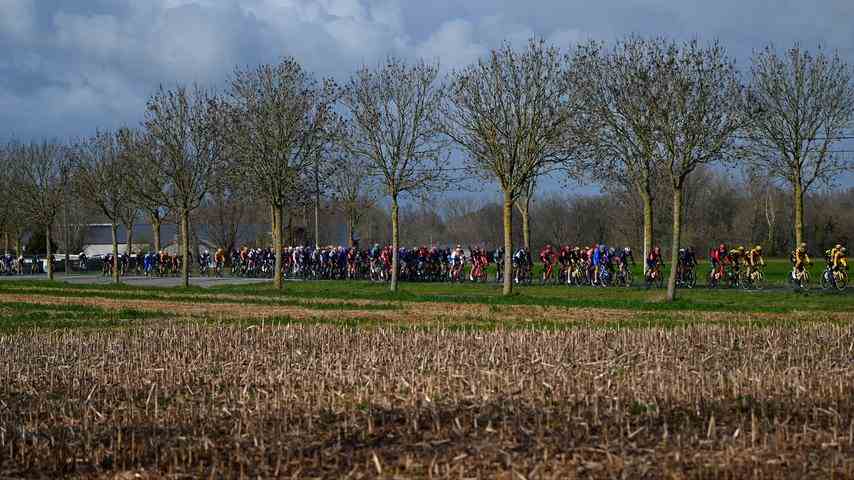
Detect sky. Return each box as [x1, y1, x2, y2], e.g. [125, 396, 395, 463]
[1, 0, 853, 193]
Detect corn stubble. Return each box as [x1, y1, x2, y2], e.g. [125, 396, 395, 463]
[1, 323, 853, 478]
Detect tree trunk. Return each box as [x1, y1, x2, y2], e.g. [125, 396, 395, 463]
[516, 200, 531, 251]
[4, 231, 8, 256]
[765, 187, 776, 256]
[180, 209, 190, 288]
[390, 196, 400, 293]
[45, 224, 54, 281]
[150, 215, 162, 253]
[273, 203, 284, 290]
[126, 223, 134, 259]
[666, 186, 683, 302]
[63, 200, 70, 275]
[638, 185, 654, 270]
[502, 190, 513, 296]
[793, 181, 804, 248]
[314, 191, 320, 249]
[111, 222, 120, 285]
[15, 236, 22, 258]
[347, 215, 354, 248]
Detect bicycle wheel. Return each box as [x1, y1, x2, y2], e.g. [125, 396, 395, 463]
[835, 271, 848, 291]
[707, 270, 718, 289]
[740, 271, 751, 290]
[820, 270, 831, 290]
[624, 269, 634, 288]
[754, 271, 765, 290]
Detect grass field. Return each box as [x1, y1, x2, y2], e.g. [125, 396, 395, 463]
[0, 277, 852, 478]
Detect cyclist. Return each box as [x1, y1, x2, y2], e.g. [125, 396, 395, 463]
[746, 245, 765, 277]
[646, 246, 662, 275]
[677, 247, 696, 285]
[199, 250, 211, 276]
[2, 252, 12, 276]
[728, 246, 745, 276]
[513, 247, 530, 283]
[214, 248, 226, 276]
[831, 244, 848, 273]
[596, 245, 611, 285]
[710, 243, 727, 273]
[791, 243, 811, 282]
[539, 244, 557, 283]
[493, 247, 505, 282]
[646, 246, 664, 285]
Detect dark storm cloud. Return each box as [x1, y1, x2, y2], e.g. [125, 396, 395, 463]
[1, 0, 854, 141]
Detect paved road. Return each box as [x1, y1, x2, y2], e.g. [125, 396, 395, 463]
[0, 273, 273, 288]
[0, 273, 847, 292]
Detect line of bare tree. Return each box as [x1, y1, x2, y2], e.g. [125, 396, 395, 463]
[1, 37, 852, 300]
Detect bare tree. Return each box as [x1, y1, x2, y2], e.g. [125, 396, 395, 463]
[197, 181, 252, 254]
[649, 39, 749, 301]
[140, 85, 226, 288]
[573, 38, 663, 263]
[226, 58, 335, 289]
[327, 144, 379, 247]
[746, 45, 854, 246]
[72, 131, 131, 284]
[341, 57, 448, 292]
[121, 130, 170, 253]
[9, 141, 66, 280]
[0, 144, 11, 255]
[442, 39, 587, 295]
[515, 177, 537, 251]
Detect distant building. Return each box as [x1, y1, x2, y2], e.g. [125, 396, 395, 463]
[81, 223, 283, 257]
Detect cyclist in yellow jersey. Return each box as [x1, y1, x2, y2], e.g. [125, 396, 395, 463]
[832, 245, 848, 271]
[792, 243, 811, 272]
[729, 246, 745, 273]
[746, 245, 765, 277]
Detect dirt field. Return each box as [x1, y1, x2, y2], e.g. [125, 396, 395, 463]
[3, 322, 854, 478]
[2, 284, 854, 478]
[3, 290, 853, 329]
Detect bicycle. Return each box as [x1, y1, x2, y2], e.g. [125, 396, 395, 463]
[739, 265, 765, 290]
[615, 261, 633, 287]
[820, 265, 848, 291]
[789, 265, 810, 290]
[644, 264, 664, 289]
[677, 264, 696, 289]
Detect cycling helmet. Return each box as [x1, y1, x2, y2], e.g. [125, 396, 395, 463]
[841, 247, 847, 254]
[624, 247, 631, 253]
[755, 245, 762, 252]
[835, 244, 843, 250]
[800, 243, 807, 249]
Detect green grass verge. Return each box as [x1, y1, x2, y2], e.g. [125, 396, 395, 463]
[0, 274, 850, 314]
[0, 302, 161, 331]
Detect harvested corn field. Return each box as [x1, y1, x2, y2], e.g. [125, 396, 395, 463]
[3, 322, 854, 478]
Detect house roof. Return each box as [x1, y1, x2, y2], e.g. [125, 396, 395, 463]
[82, 223, 272, 249]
